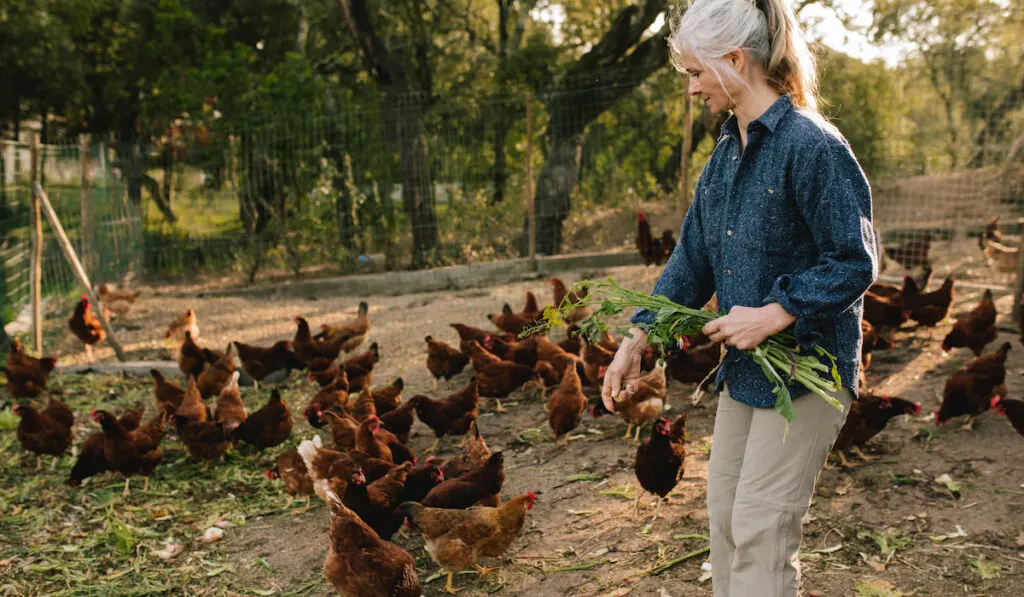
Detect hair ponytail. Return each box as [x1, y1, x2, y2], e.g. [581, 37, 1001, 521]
[669, 0, 820, 113]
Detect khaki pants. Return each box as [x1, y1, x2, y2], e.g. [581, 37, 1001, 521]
[707, 385, 851, 597]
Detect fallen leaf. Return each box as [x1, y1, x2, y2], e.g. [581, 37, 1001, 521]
[859, 552, 886, 572]
[929, 525, 967, 543]
[200, 527, 224, 543]
[154, 542, 183, 560]
[934, 473, 960, 494]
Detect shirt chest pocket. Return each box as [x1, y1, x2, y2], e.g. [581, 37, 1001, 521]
[738, 182, 805, 255]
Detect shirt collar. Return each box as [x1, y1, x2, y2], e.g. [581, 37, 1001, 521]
[719, 94, 793, 139]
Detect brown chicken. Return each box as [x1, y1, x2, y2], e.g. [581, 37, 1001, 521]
[92, 409, 166, 494]
[165, 307, 199, 342]
[299, 435, 395, 498]
[68, 295, 105, 359]
[68, 407, 142, 487]
[178, 330, 213, 378]
[174, 416, 230, 460]
[371, 378, 404, 415]
[549, 277, 592, 324]
[304, 373, 350, 428]
[292, 316, 347, 366]
[634, 415, 687, 516]
[400, 491, 536, 594]
[14, 398, 74, 458]
[582, 341, 616, 386]
[214, 371, 247, 433]
[345, 362, 374, 393]
[355, 416, 393, 462]
[547, 361, 587, 445]
[323, 490, 421, 597]
[487, 303, 537, 336]
[665, 340, 722, 388]
[350, 386, 378, 422]
[469, 341, 540, 411]
[636, 211, 674, 266]
[401, 461, 447, 503]
[377, 426, 416, 465]
[337, 462, 412, 539]
[558, 325, 584, 355]
[613, 366, 667, 441]
[860, 320, 894, 370]
[426, 335, 469, 388]
[422, 452, 505, 510]
[935, 343, 1011, 426]
[885, 231, 932, 270]
[321, 407, 360, 450]
[982, 239, 1018, 274]
[234, 340, 301, 382]
[415, 383, 480, 452]
[863, 291, 912, 329]
[450, 323, 508, 354]
[439, 421, 491, 480]
[942, 289, 997, 356]
[903, 275, 955, 326]
[266, 449, 314, 495]
[150, 369, 186, 415]
[482, 335, 539, 368]
[2, 341, 57, 398]
[307, 357, 342, 388]
[174, 375, 209, 427]
[991, 396, 1024, 437]
[196, 344, 237, 399]
[832, 394, 920, 466]
[377, 396, 420, 444]
[231, 389, 292, 450]
[344, 342, 380, 375]
[96, 283, 141, 319]
[317, 301, 371, 353]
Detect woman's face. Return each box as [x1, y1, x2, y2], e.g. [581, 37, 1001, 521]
[681, 55, 735, 115]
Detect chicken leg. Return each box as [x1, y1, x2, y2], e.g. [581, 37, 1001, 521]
[623, 423, 634, 440]
[851, 446, 875, 462]
[634, 426, 642, 442]
[425, 438, 441, 454]
[474, 563, 496, 576]
[494, 399, 507, 413]
[443, 571, 462, 594]
[122, 478, 131, 496]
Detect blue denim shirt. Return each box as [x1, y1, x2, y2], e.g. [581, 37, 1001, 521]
[632, 95, 878, 408]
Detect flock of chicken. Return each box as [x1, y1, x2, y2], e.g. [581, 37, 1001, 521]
[5, 222, 1024, 595]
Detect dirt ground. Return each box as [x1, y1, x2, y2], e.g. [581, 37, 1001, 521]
[5, 256, 1024, 597]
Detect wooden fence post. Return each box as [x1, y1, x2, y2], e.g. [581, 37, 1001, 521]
[79, 134, 93, 272]
[1014, 217, 1024, 323]
[33, 182, 126, 361]
[680, 96, 694, 211]
[525, 94, 536, 265]
[30, 134, 43, 355]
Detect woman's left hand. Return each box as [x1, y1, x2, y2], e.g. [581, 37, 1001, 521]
[702, 303, 797, 350]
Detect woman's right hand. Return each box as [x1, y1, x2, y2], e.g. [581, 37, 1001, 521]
[601, 328, 648, 412]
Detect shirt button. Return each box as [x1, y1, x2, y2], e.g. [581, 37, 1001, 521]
[732, 155, 738, 161]
[727, 229, 733, 236]
[727, 268, 733, 276]
[768, 188, 775, 194]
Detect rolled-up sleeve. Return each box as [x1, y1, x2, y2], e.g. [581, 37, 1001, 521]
[631, 180, 715, 326]
[762, 137, 878, 346]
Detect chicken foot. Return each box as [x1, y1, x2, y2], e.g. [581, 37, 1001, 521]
[493, 399, 507, 413]
[443, 571, 463, 594]
[473, 563, 496, 576]
[623, 424, 634, 440]
[851, 446, 875, 462]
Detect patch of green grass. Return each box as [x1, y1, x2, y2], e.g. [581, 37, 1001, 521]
[857, 529, 912, 556]
[0, 372, 326, 595]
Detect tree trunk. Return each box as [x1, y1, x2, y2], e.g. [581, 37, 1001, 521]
[385, 92, 439, 267]
[532, 133, 583, 255]
[491, 0, 511, 204]
[522, 0, 670, 256]
[969, 73, 1024, 167]
[338, 0, 440, 268]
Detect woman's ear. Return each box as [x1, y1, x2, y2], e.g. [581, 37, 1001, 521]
[726, 48, 746, 72]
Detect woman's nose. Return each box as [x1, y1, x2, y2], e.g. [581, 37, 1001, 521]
[688, 78, 700, 97]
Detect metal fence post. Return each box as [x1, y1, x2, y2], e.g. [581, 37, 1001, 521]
[525, 94, 536, 266]
[30, 134, 43, 355]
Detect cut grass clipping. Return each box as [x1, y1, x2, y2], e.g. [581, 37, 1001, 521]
[521, 278, 844, 426]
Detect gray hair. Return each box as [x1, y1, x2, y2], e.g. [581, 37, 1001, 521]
[669, 0, 819, 112]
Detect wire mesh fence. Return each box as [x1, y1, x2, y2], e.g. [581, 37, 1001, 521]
[1, 78, 1023, 326]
